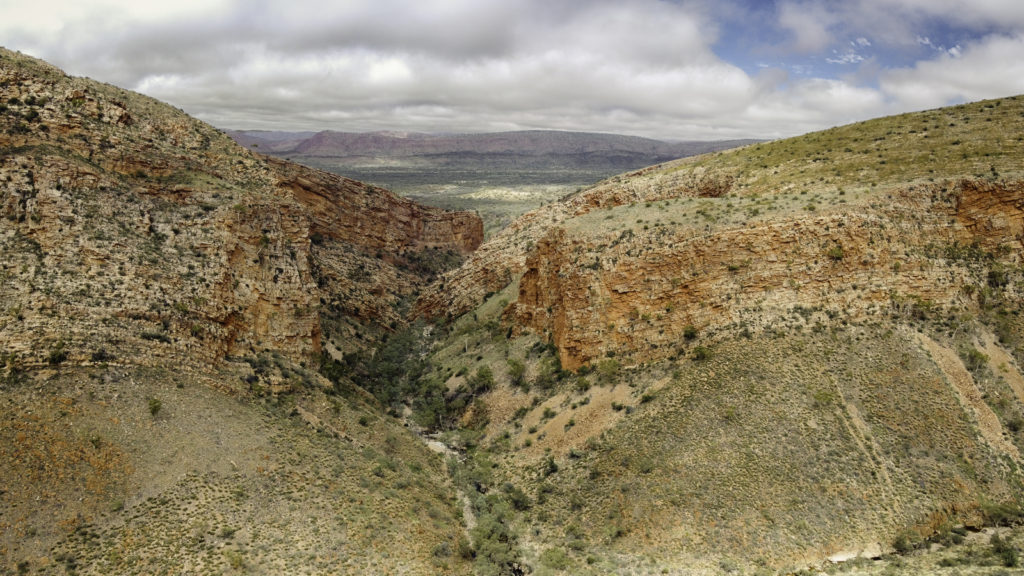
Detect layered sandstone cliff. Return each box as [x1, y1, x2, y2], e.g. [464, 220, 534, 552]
[513, 180, 1024, 370]
[0, 48, 481, 372]
[269, 156, 482, 253]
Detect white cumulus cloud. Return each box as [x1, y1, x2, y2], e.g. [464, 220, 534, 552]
[1, 0, 1023, 140]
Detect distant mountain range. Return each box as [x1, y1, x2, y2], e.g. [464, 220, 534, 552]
[227, 129, 761, 171]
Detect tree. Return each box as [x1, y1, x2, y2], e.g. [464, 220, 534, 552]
[507, 358, 526, 388]
[470, 495, 521, 576]
[469, 366, 495, 395]
[597, 358, 620, 384]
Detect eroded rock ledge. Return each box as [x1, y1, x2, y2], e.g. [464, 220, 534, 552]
[513, 180, 1024, 369]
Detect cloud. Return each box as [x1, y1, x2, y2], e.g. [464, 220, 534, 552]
[774, 0, 1024, 54]
[917, 34, 963, 59]
[2, 1, 1024, 141]
[5, 0, 762, 138]
[868, 0, 1024, 32]
[827, 50, 866, 65]
[881, 33, 1024, 109]
[777, 1, 836, 53]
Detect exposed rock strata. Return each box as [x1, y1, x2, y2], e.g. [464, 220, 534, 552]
[269, 156, 482, 253]
[413, 163, 743, 320]
[513, 180, 1024, 369]
[0, 48, 481, 371]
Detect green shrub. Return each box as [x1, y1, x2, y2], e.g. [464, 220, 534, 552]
[960, 346, 989, 374]
[470, 495, 521, 576]
[978, 498, 1024, 524]
[542, 455, 558, 477]
[469, 366, 495, 395]
[988, 267, 1009, 289]
[1003, 547, 1019, 568]
[456, 536, 475, 560]
[140, 331, 172, 344]
[47, 342, 67, 365]
[503, 483, 531, 511]
[991, 532, 1019, 567]
[892, 529, 922, 554]
[533, 357, 561, 391]
[637, 458, 655, 474]
[539, 547, 570, 570]
[597, 358, 620, 383]
[507, 358, 526, 388]
[827, 245, 844, 261]
[223, 549, 244, 570]
[148, 397, 162, 416]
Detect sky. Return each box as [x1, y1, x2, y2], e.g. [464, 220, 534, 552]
[4, 0, 1024, 140]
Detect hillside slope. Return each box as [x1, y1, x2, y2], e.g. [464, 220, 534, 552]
[415, 96, 1024, 573]
[0, 47, 479, 574]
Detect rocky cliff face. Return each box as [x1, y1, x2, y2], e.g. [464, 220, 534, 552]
[269, 156, 482, 254]
[513, 179, 1024, 370]
[0, 48, 481, 373]
[412, 163, 750, 321]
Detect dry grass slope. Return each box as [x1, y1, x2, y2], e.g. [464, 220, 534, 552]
[1, 364, 472, 575]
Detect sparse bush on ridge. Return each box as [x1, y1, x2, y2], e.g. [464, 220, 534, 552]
[981, 500, 1024, 527]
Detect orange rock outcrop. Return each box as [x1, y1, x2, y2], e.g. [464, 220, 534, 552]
[512, 180, 1024, 369]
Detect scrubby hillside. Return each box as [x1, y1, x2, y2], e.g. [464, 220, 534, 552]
[415, 96, 1024, 573]
[0, 47, 479, 574]
[7, 43, 1024, 576]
